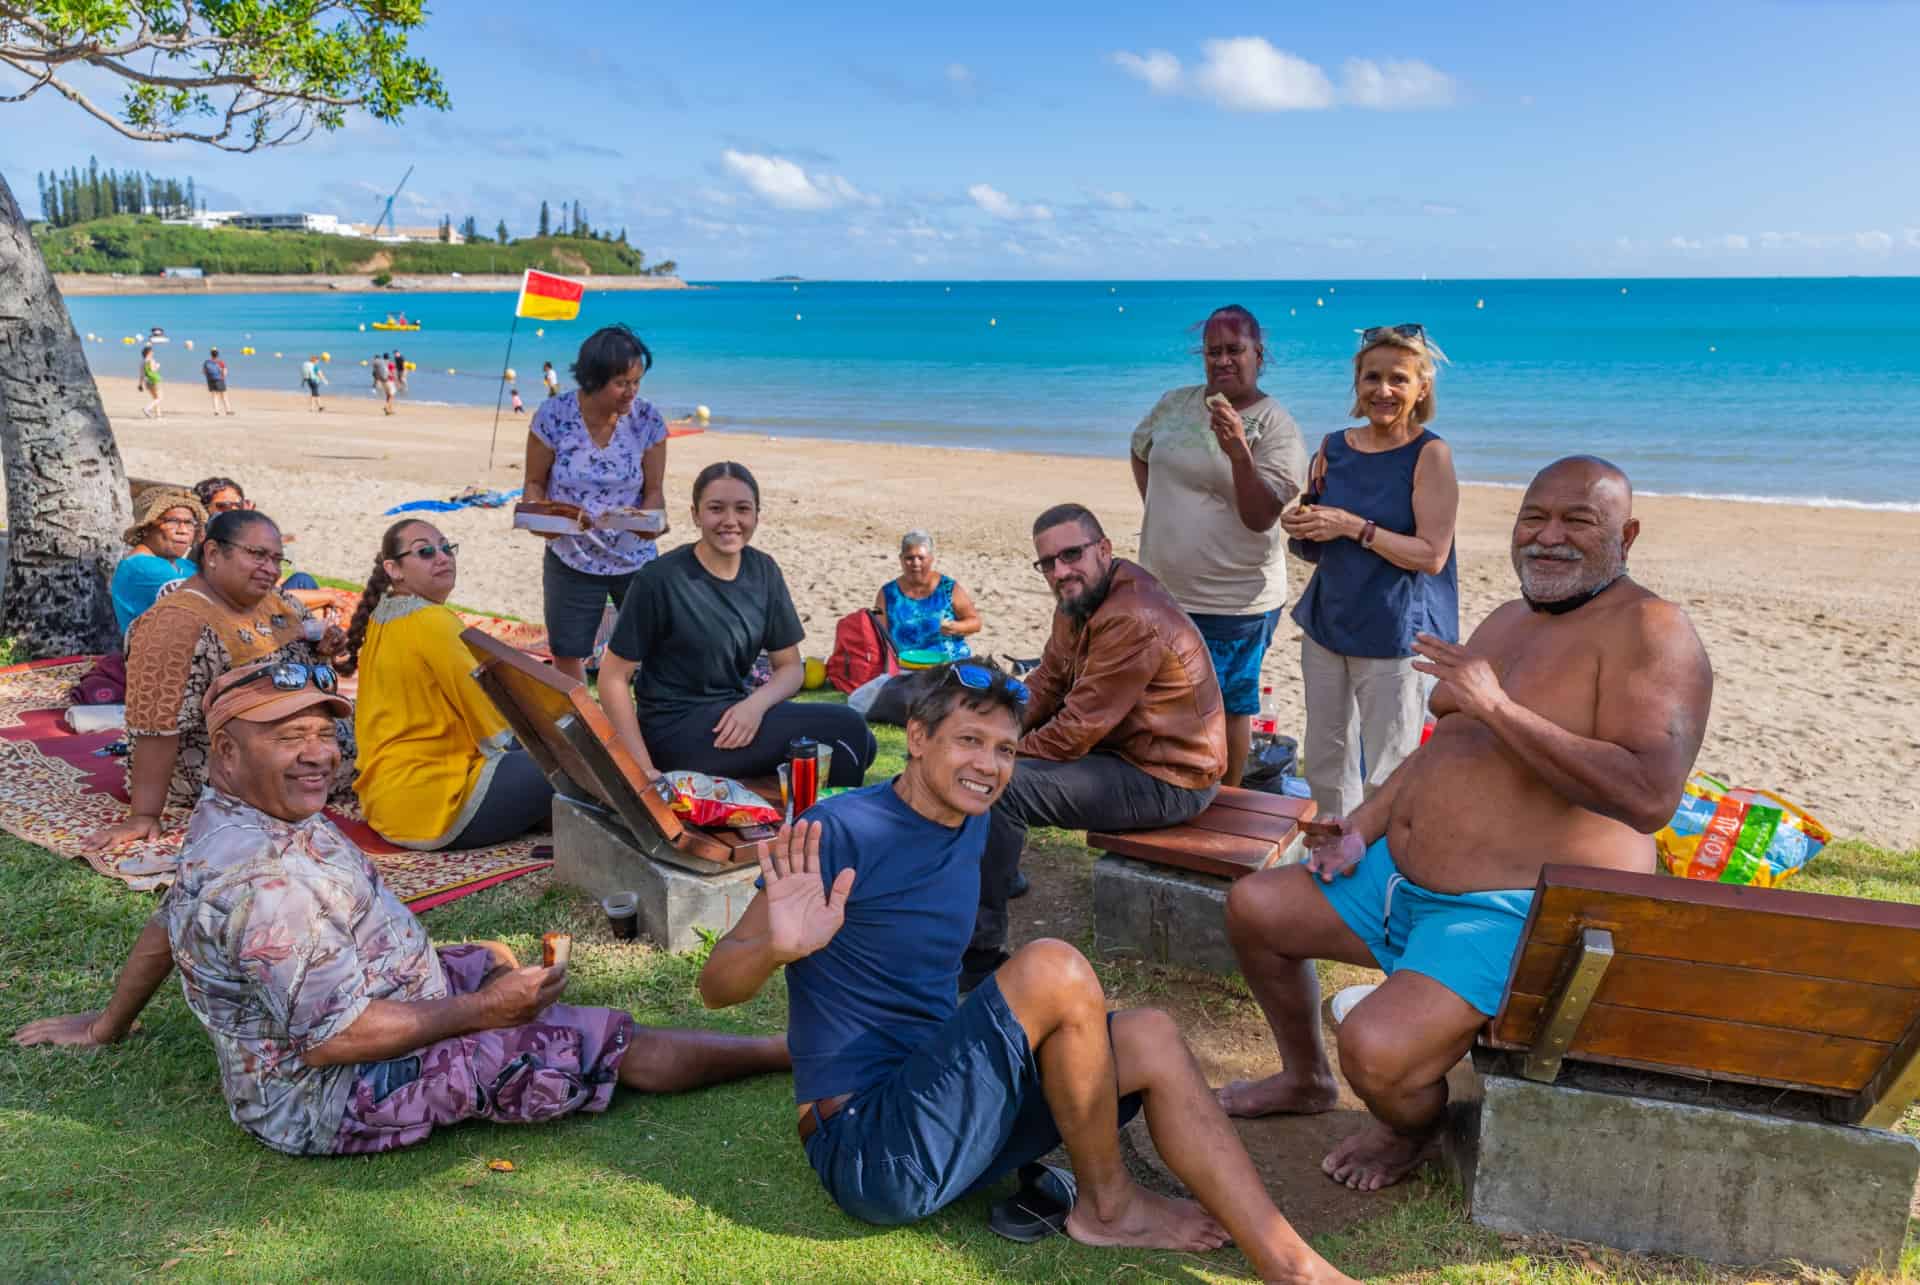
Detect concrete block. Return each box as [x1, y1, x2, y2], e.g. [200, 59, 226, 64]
[550, 793, 759, 951]
[1091, 855, 1238, 974]
[1447, 1068, 1919, 1273]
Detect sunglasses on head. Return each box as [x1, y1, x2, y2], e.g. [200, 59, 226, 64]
[1359, 323, 1425, 346]
[1032, 542, 1097, 575]
[396, 541, 459, 561]
[944, 662, 1030, 705]
[231, 662, 338, 697]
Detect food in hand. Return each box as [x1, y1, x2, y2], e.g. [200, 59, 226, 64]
[542, 933, 572, 968]
[1299, 818, 1346, 839]
[595, 506, 668, 535]
[513, 500, 589, 534]
[1205, 392, 1231, 411]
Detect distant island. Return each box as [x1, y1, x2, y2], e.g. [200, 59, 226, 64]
[765, 274, 805, 282]
[34, 215, 686, 293]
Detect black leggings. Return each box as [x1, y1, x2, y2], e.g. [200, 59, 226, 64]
[642, 700, 876, 787]
[447, 748, 556, 849]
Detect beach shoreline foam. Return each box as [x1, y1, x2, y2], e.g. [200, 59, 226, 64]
[55, 273, 689, 296]
[7, 377, 1913, 851]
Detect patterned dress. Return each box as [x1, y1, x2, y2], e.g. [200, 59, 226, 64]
[881, 575, 972, 661]
[529, 389, 669, 576]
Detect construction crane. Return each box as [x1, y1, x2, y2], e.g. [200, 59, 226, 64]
[369, 165, 414, 238]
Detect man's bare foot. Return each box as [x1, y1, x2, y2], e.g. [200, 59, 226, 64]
[1065, 1183, 1230, 1254]
[1321, 1120, 1433, 1191]
[1215, 1070, 1341, 1119]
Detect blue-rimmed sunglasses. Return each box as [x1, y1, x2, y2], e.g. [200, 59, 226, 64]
[231, 661, 338, 696]
[944, 662, 1029, 705]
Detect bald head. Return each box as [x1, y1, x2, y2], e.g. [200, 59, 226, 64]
[1512, 456, 1640, 606]
[1527, 455, 1633, 515]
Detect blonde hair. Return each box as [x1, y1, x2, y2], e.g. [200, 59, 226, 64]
[1349, 331, 1439, 427]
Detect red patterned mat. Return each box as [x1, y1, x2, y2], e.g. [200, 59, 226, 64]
[0, 657, 551, 911]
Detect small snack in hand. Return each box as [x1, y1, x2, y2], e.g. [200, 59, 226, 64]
[513, 500, 588, 534]
[542, 932, 572, 968]
[595, 506, 668, 535]
[1205, 392, 1231, 411]
[1299, 818, 1346, 839]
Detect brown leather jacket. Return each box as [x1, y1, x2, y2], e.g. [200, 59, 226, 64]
[1020, 559, 1226, 790]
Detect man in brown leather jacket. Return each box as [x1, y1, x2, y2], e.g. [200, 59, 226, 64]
[963, 503, 1228, 991]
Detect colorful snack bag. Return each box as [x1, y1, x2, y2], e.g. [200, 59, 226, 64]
[663, 771, 781, 829]
[1656, 773, 1832, 887]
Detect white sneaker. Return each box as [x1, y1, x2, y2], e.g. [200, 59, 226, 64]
[1329, 984, 1378, 1026]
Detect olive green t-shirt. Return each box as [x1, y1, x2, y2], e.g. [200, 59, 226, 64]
[1130, 385, 1308, 616]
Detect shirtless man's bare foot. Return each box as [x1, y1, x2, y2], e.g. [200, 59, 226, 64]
[1065, 1183, 1229, 1253]
[1215, 1069, 1341, 1119]
[1321, 1119, 1434, 1191]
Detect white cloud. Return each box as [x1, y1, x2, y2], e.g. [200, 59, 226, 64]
[721, 149, 871, 211]
[1856, 230, 1894, 252]
[1093, 189, 1139, 211]
[1112, 49, 1183, 94]
[946, 62, 973, 85]
[1341, 58, 1457, 109]
[1193, 37, 1334, 111]
[969, 183, 1052, 221]
[1668, 235, 1704, 251]
[1719, 234, 1749, 251]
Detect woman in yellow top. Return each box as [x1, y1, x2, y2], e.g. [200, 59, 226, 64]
[339, 519, 554, 849]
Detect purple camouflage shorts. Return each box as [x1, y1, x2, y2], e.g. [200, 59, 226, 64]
[331, 944, 634, 1155]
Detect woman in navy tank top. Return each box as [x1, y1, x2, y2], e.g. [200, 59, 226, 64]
[1281, 325, 1460, 821]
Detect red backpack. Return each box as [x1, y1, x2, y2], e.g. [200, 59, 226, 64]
[825, 608, 900, 694]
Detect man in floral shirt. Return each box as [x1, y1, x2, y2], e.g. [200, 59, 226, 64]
[16, 662, 789, 1156]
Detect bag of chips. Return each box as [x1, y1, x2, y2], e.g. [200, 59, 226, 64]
[662, 771, 780, 830]
[1656, 773, 1832, 887]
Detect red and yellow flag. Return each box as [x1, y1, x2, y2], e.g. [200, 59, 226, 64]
[515, 268, 585, 321]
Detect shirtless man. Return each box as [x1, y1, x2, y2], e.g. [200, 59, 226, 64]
[1216, 455, 1712, 1191]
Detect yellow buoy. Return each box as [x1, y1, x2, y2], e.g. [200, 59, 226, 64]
[1315, 298, 1324, 307]
[359, 359, 368, 366]
[695, 405, 711, 422]
[405, 361, 416, 371]
[989, 318, 997, 327]
[803, 657, 827, 690]
[505, 368, 517, 381]
[122, 336, 134, 344]
[321, 351, 330, 362]
[446, 368, 456, 375]
[241, 346, 254, 355]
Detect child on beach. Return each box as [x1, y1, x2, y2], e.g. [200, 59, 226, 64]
[543, 361, 560, 398]
[510, 386, 525, 414]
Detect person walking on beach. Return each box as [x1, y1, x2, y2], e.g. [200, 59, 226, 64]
[542, 361, 560, 398]
[1131, 304, 1308, 787]
[301, 356, 327, 412]
[1281, 324, 1459, 821]
[203, 348, 233, 416]
[392, 349, 408, 391]
[138, 346, 164, 419]
[375, 353, 397, 416]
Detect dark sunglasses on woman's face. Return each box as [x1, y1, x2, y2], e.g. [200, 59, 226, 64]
[1032, 542, 1094, 575]
[396, 542, 459, 561]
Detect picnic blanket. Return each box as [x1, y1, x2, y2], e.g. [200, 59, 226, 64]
[0, 656, 552, 911]
[384, 486, 523, 516]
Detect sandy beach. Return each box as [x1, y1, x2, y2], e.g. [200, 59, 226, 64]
[55, 273, 689, 296]
[30, 377, 1920, 852]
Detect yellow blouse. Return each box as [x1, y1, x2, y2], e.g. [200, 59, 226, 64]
[352, 596, 512, 847]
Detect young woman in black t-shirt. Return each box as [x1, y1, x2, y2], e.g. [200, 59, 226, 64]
[597, 461, 876, 788]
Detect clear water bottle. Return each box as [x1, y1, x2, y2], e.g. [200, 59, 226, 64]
[1252, 685, 1279, 741]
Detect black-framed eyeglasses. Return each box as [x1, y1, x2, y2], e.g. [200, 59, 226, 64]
[231, 662, 338, 696]
[396, 542, 459, 561]
[1359, 323, 1425, 346]
[1032, 542, 1095, 575]
[214, 538, 292, 571]
[944, 662, 1030, 706]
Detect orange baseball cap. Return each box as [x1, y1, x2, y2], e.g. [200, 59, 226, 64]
[203, 662, 352, 737]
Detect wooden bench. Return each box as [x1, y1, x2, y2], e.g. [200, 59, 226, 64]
[1087, 788, 1316, 973]
[460, 628, 774, 874]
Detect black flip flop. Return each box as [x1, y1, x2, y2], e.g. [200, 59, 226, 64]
[988, 1161, 1077, 1243]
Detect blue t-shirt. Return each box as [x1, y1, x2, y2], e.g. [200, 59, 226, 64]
[110, 552, 196, 635]
[783, 780, 989, 1102]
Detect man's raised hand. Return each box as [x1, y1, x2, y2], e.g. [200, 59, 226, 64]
[759, 820, 854, 965]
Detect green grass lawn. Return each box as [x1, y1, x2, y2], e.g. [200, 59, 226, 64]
[1, 711, 1915, 1282]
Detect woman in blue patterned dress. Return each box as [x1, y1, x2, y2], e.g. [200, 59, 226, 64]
[872, 529, 980, 662]
[523, 325, 669, 682]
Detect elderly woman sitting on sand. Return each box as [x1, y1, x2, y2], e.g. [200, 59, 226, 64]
[873, 529, 981, 664]
[82, 509, 355, 853]
[335, 519, 555, 851]
[111, 487, 206, 636]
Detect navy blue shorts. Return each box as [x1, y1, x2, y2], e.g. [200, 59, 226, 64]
[1189, 608, 1283, 716]
[803, 976, 1142, 1226]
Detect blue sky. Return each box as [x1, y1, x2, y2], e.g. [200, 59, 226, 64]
[5, 0, 1918, 280]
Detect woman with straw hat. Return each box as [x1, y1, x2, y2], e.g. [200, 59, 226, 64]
[110, 486, 207, 635]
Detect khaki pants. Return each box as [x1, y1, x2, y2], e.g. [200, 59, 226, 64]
[1299, 635, 1426, 821]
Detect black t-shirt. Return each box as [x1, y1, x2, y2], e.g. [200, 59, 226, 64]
[610, 543, 805, 719]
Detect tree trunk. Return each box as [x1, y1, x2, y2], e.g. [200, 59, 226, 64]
[0, 170, 131, 658]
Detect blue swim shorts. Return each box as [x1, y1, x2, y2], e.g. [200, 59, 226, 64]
[1313, 837, 1533, 1017]
[1190, 608, 1283, 716]
[803, 976, 1142, 1227]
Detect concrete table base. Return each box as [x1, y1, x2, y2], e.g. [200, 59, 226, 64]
[1443, 1060, 1920, 1273]
[1091, 855, 1239, 974]
[550, 794, 759, 951]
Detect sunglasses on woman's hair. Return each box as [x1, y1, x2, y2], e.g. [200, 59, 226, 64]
[232, 662, 338, 696]
[943, 662, 1030, 705]
[396, 542, 459, 561]
[1358, 323, 1425, 345]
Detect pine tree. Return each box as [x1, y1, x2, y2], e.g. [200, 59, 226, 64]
[537, 200, 550, 237]
[495, 219, 509, 244]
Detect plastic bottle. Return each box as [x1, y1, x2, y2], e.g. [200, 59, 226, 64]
[1253, 685, 1279, 740]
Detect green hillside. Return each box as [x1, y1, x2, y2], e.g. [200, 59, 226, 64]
[32, 215, 666, 276]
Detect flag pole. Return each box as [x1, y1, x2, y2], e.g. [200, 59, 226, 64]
[486, 305, 522, 475]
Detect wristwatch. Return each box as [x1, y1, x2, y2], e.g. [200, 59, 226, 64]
[1359, 520, 1378, 548]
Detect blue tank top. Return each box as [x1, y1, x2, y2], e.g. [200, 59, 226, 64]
[1290, 429, 1459, 659]
[881, 575, 972, 661]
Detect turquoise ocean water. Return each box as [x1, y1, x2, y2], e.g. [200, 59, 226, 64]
[66, 277, 1920, 509]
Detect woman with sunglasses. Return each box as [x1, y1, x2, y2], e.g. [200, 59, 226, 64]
[597, 461, 878, 789]
[190, 476, 322, 592]
[1280, 324, 1459, 821]
[83, 509, 354, 853]
[524, 324, 671, 684]
[337, 520, 555, 850]
[111, 486, 207, 635]
[1130, 304, 1308, 787]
